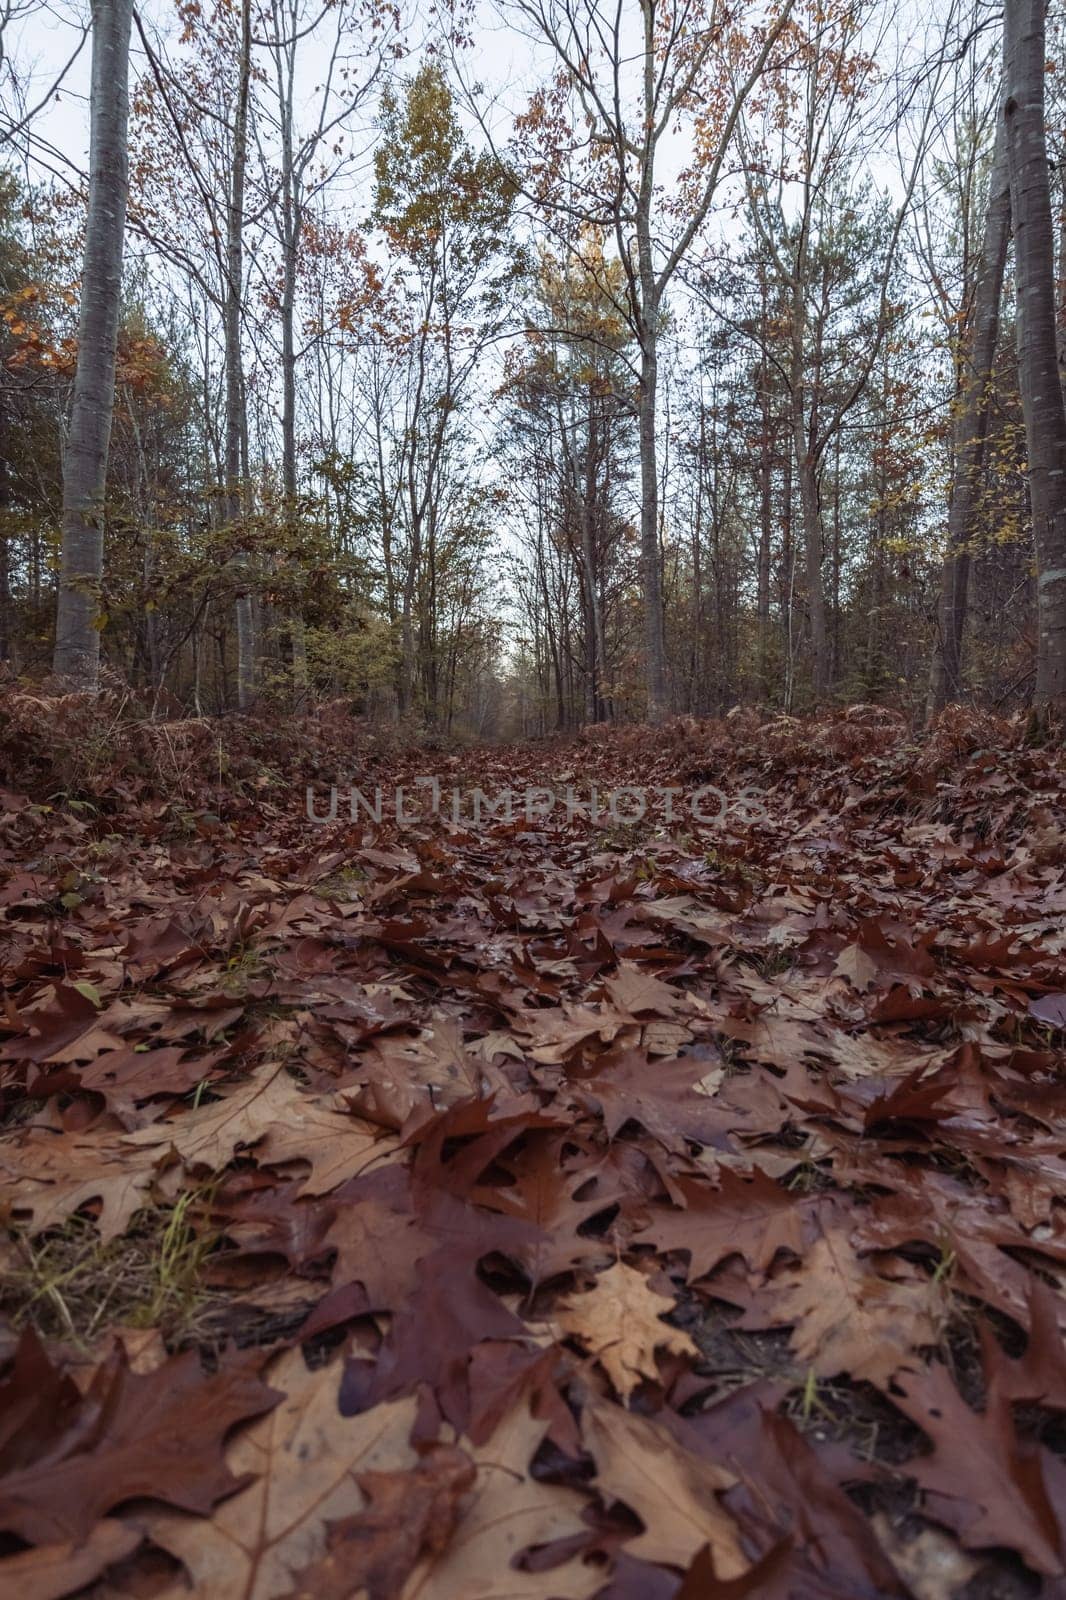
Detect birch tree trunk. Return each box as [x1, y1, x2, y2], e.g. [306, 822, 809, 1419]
[52, 0, 133, 689]
[929, 120, 1011, 716]
[227, 0, 256, 711]
[1005, 0, 1066, 716]
[1055, 136, 1066, 394]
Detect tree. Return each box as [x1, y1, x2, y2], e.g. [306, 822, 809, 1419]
[255, 0, 394, 706]
[52, 0, 134, 688]
[371, 63, 519, 721]
[1004, 0, 1066, 716]
[503, 0, 795, 719]
[928, 120, 1010, 714]
[737, 0, 931, 699]
[227, 0, 254, 711]
[0, 0, 1056, 723]
[501, 236, 637, 727]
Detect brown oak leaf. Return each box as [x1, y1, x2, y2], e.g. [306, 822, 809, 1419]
[0, 1331, 277, 1544]
[582, 1397, 746, 1578]
[284, 1444, 475, 1600]
[142, 1349, 422, 1600]
[635, 1168, 811, 1282]
[556, 1261, 697, 1399]
[748, 1229, 944, 1387]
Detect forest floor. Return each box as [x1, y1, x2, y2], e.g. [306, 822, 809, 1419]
[0, 696, 1065, 1599]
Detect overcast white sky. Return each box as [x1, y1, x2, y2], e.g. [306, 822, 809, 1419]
[3, 0, 939, 183]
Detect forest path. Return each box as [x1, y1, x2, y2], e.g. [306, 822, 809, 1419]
[1, 715, 1065, 1596]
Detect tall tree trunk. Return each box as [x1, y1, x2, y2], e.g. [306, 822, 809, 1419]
[792, 397, 830, 697]
[580, 401, 606, 722]
[1049, 133, 1056, 390]
[638, 322, 666, 720]
[227, 0, 255, 711]
[790, 281, 830, 698]
[830, 433, 842, 680]
[275, 33, 308, 708]
[929, 120, 1011, 717]
[1005, 0, 1066, 716]
[280, 221, 309, 705]
[52, 0, 133, 689]
[636, 0, 666, 722]
[400, 515, 420, 715]
[781, 447, 793, 707]
[756, 366, 773, 698]
[0, 388, 10, 665]
[399, 319, 432, 718]
[689, 401, 706, 711]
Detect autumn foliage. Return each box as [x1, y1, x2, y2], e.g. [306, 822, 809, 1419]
[0, 702, 1065, 1596]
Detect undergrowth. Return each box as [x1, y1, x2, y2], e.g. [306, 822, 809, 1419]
[2, 1194, 218, 1348]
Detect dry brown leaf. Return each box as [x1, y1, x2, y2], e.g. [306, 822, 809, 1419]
[66, 1325, 167, 1391]
[141, 1349, 421, 1600]
[721, 989, 930, 1081]
[515, 1003, 628, 1064]
[582, 1398, 746, 1578]
[892, 1362, 1066, 1576]
[467, 1030, 525, 1067]
[401, 1397, 599, 1598]
[603, 963, 685, 1017]
[0, 1519, 139, 1599]
[764, 1230, 943, 1387]
[641, 1019, 695, 1055]
[0, 1333, 277, 1546]
[633, 897, 732, 946]
[359, 1021, 494, 1119]
[556, 1261, 697, 1400]
[255, 1096, 399, 1195]
[693, 1064, 725, 1098]
[284, 1444, 475, 1600]
[123, 1062, 302, 1171]
[0, 1131, 159, 1240]
[833, 943, 878, 990]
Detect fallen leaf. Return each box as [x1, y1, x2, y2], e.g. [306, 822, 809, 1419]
[256, 1097, 400, 1196]
[0, 1331, 277, 1544]
[400, 1397, 599, 1597]
[123, 1062, 305, 1171]
[284, 1444, 475, 1600]
[892, 1361, 1064, 1576]
[0, 1518, 140, 1599]
[750, 1229, 943, 1387]
[142, 1349, 421, 1600]
[636, 1168, 810, 1282]
[0, 1131, 160, 1240]
[582, 1398, 746, 1577]
[556, 1261, 697, 1399]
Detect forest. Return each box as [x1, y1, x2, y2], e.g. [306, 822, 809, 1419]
[0, 0, 1063, 725]
[2, 2, 1066, 1599]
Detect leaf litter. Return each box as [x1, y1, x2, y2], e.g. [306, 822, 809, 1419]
[0, 704, 1065, 1597]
